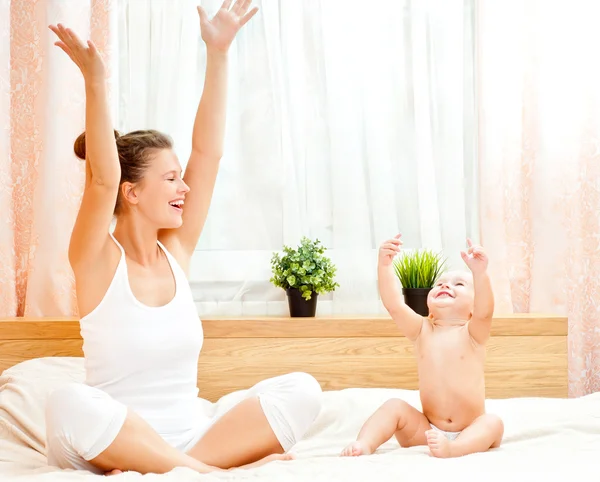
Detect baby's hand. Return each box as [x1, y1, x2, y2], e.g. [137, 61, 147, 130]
[460, 238, 488, 274]
[378, 234, 402, 267]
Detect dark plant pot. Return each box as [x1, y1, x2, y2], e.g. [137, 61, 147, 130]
[402, 288, 431, 316]
[286, 288, 318, 317]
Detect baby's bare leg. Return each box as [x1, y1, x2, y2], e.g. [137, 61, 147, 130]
[341, 399, 430, 456]
[427, 414, 504, 458]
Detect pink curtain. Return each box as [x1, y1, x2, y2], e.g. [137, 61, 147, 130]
[478, 1, 600, 396]
[0, 0, 114, 317]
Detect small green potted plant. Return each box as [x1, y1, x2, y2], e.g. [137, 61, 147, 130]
[270, 237, 340, 317]
[393, 249, 447, 316]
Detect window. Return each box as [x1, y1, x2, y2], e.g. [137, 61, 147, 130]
[116, 0, 478, 315]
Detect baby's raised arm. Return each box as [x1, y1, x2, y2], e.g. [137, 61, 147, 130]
[378, 235, 424, 341]
[461, 239, 494, 344]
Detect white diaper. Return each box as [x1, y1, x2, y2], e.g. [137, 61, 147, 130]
[429, 423, 461, 441]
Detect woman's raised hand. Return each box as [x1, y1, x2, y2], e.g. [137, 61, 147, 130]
[49, 24, 106, 83]
[197, 0, 258, 53]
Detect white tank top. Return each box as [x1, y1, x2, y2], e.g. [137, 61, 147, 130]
[79, 234, 204, 436]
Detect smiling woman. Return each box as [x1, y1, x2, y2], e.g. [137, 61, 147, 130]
[73, 129, 183, 218]
[38, 0, 324, 477]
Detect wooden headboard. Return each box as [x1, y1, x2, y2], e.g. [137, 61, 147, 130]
[0, 314, 567, 401]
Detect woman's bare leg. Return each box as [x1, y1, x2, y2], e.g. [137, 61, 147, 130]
[188, 373, 322, 469]
[89, 410, 219, 474]
[187, 397, 285, 468]
[91, 409, 290, 474]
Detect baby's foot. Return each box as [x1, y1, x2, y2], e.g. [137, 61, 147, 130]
[426, 430, 452, 458]
[340, 440, 373, 457]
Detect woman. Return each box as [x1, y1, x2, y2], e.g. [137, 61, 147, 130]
[45, 1, 322, 475]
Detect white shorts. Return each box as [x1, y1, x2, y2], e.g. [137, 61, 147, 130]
[45, 372, 322, 474]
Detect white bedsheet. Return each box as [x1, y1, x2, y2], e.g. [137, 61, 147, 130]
[1, 357, 598, 481]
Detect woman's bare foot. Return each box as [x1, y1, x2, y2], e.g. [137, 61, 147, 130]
[104, 469, 123, 476]
[240, 453, 294, 470]
[426, 430, 452, 458]
[340, 440, 373, 457]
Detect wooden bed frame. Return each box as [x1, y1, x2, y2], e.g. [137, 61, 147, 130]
[0, 314, 567, 401]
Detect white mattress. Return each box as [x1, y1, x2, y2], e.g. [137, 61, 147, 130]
[1, 357, 598, 481]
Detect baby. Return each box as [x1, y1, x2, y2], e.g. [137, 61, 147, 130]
[341, 234, 504, 458]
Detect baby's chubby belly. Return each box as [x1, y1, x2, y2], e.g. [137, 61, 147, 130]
[419, 379, 485, 431]
[414, 322, 488, 431]
[417, 357, 486, 431]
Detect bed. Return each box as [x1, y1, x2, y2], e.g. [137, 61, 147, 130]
[1, 314, 598, 481]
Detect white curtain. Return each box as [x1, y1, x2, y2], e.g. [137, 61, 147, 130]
[115, 0, 477, 316]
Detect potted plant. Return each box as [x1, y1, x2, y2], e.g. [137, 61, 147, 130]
[270, 237, 340, 317]
[392, 249, 447, 316]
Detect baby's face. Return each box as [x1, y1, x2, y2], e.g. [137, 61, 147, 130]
[427, 271, 475, 319]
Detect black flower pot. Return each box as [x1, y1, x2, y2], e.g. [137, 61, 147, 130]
[402, 288, 431, 316]
[286, 288, 318, 317]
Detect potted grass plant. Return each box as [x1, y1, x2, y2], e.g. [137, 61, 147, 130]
[270, 237, 340, 317]
[393, 249, 447, 316]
